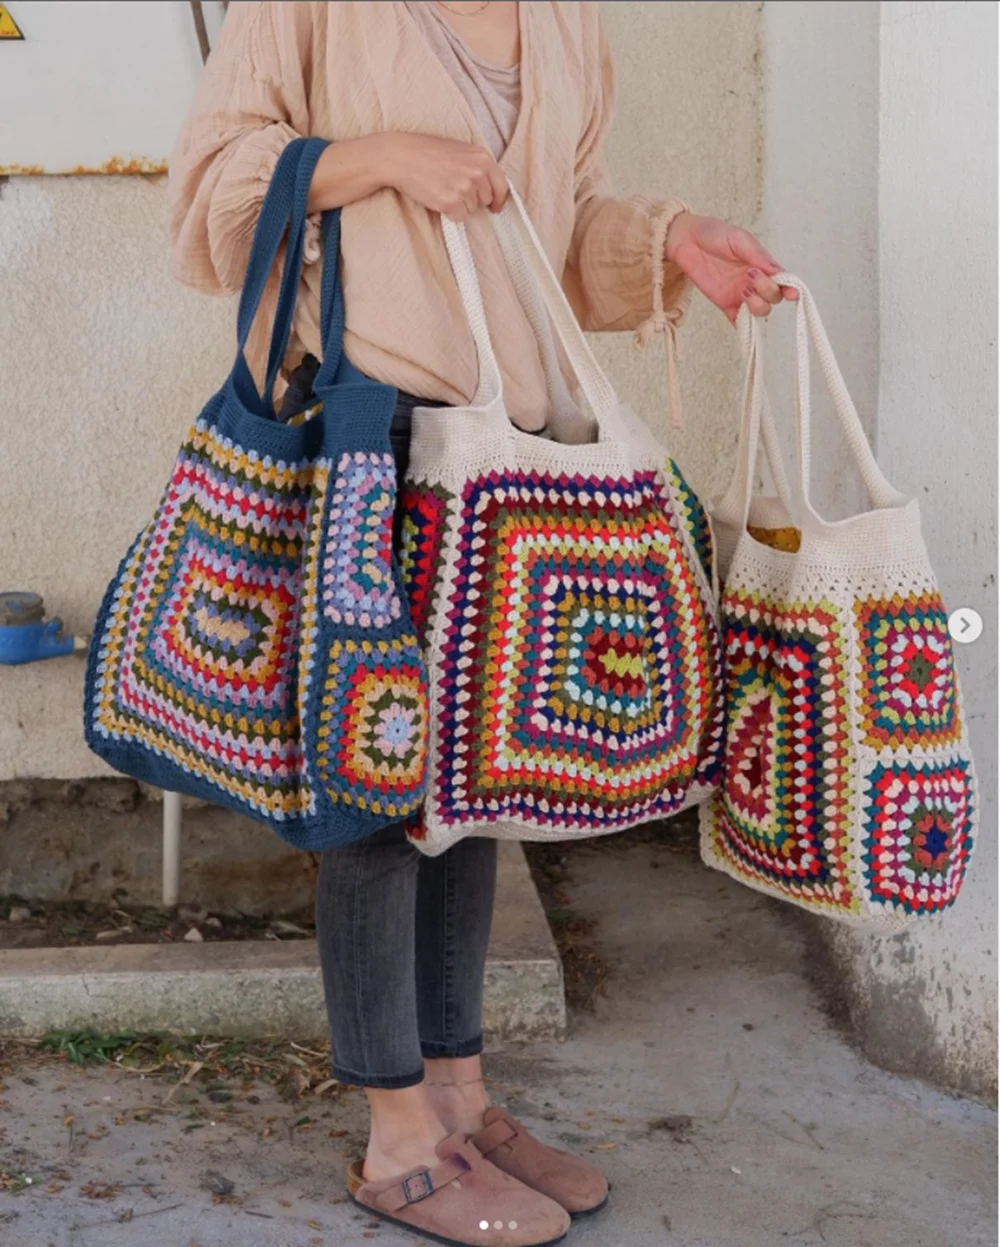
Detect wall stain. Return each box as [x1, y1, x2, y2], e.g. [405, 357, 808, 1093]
[0, 157, 167, 177]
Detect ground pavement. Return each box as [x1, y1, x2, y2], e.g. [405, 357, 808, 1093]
[0, 828, 994, 1247]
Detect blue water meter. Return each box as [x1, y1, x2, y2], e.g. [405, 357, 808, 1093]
[0, 592, 77, 665]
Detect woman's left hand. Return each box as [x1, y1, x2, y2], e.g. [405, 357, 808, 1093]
[665, 212, 797, 323]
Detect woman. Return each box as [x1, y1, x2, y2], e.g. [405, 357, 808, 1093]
[169, 4, 792, 1245]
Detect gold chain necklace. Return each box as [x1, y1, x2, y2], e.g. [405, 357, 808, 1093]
[435, 0, 491, 15]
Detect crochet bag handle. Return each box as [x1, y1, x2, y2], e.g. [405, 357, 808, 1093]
[718, 305, 793, 531]
[491, 187, 620, 426]
[711, 306, 795, 536]
[774, 273, 908, 528]
[439, 188, 620, 430]
[230, 137, 332, 418]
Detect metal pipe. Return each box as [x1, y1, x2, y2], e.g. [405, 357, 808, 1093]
[162, 791, 182, 908]
[188, 1, 211, 65]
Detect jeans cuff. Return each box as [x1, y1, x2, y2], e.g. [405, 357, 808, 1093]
[330, 1063, 426, 1090]
[419, 1034, 484, 1060]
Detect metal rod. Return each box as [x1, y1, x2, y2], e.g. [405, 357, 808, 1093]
[189, 1, 211, 65]
[162, 791, 182, 908]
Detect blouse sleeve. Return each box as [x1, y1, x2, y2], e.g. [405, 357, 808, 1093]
[562, 12, 692, 338]
[167, 1, 318, 296]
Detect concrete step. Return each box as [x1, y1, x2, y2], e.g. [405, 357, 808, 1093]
[0, 842, 565, 1043]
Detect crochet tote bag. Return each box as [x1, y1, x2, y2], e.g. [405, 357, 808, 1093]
[399, 189, 724, 855]
[85, 138, 429, 849]
[701, 277, 978, 926]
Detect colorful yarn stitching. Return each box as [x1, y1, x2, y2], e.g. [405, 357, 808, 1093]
[89, 416, 319, 821]
[855, 591, 960, 749]
[323, 451, 401, 629]
[705, 585, 975, 920]
[862, 756, 974, 913]
[314, 637, 429, 816]
[663, 457, 715, 586]
[710, 589, 855, 913]
[399, 482, 453, 644]
[414, 468, 723, 829]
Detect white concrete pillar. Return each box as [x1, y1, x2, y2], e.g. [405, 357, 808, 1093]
[763, 0, 997, 1100]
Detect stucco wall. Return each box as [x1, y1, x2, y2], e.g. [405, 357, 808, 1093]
[763, 0, 997, 1102]
[829, 0, 998, 1103]
[594, 1, 764, 500]
[0, 1, 763, 781]
[0, 175, 234, 779]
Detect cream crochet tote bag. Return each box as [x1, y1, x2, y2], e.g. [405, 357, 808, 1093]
[398, 188, 724, 855]
[701, 277, 978, 926]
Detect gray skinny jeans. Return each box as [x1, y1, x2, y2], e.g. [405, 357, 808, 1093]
[314, 393, 498, 1089]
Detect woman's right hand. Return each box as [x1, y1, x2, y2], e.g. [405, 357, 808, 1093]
[379, 132, 508, 221]
[308, 132, 508, 220]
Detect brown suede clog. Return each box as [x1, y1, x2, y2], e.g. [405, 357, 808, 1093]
[347, 1131, 571, 1247]
[471, 1107, 610, 1218]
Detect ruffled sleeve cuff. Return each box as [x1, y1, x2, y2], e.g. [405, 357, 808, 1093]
[567, 192, 693, 429]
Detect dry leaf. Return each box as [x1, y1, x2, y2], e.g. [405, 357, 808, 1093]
[594, 1142, 617, 1150]
[164, 1061, 204, 1104]
[63, 1115, 74, 1129]
[312, 1079, 339, 1097]
[307, 1220, 323, 1230]
[79, 1182, 122, 1200]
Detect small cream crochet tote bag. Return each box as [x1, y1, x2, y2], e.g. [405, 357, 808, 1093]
[701, 278, 978, 927]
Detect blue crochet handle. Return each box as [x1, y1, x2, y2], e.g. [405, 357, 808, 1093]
[313, 210, 346, 390]
[232, 136, 344, 417]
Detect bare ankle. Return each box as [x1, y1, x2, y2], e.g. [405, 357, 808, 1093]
[424, 1058, 492, 1134]
[363, 1085, 449, 1182]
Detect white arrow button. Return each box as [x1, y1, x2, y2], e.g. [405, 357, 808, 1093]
[948, 608, 983, 644]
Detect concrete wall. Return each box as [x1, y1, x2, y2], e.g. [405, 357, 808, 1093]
[0, 1, 764, 781]
[760, 0, 881, 521]
[763, 0, 998, 1102]
[0, 175, 235, 779]
[594, 1, 764, 500]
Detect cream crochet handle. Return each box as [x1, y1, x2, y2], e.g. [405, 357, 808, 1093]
[720, 278, 906, 536]
[714, 306, 795, 532]
[774, 272, 906, 527]
[739, 306, 796, 521]
[440, 188, 619, 428]
[438, 212, 504, 409]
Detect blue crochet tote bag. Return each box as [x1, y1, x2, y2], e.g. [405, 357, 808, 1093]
[85, 137, 430, 848]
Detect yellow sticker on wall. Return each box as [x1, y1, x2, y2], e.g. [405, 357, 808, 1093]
[0, 5, 23, 39]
